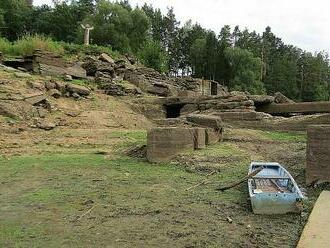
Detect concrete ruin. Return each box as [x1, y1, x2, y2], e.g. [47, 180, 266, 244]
[257, 101, 330, 115]
[306, 125, 330, 185]
[147, 115, 223, 163]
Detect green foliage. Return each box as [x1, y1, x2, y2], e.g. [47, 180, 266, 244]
[86, 0, 149, 53]
[138, 40, 168, 73]
[225, 47, 266, 94]
[0, 0, 32, 40]
[60, 42, 120, 58]
[0, 35, 64, 56]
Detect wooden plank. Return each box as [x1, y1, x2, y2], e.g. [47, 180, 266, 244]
[297, 191, 330, 248]
[257, 102, 330, 114]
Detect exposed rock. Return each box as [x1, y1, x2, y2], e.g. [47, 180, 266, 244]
[274, 92, 295, 104]
[180, 104, 199, 115]
[0, 102, 21, 119]
[66, 83, 91, 96]
[125, 54, 136, 65]
[35, 119, 56, 130]
[65, 110, 81, 117]
[98, 53, 115, 64]
[101, 83, 126, 96]
[48, 89, 62, 98]
[147, 82, 171, 97]
[33, 50, 87, 79]
[66, 63, 87, 79]
[26, 81, 45, 91]
[114, 59, 127, 69]
[14, 72, 32, 78]
[186, 114, 223, 131]
[18, 67, 28, 72]
[0, 65, 18, 73]
[24, 94, 48, 105]
[64, 75, 73, 81]
[36, 107, 48, 118]
[72, 92, 81, 99]
[44, 81, 57, 90]
[55, 81, 67, 93]
[249, 95, 275, 105]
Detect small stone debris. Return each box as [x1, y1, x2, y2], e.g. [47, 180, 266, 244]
[226, 217, 233, 223]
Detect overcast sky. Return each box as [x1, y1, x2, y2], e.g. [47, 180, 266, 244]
[34, 0, 330, 54]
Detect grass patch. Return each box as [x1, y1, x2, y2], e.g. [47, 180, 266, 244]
[262, 130, 306, 142]
[109, 130, 147, 149]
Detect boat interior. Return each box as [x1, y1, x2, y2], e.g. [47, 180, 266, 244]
[250, 164, 296, 194]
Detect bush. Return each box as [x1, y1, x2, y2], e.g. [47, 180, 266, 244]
[60, 42, 120, 58]
[138, 40, 168, 73]
[0, 35, 121, 59]
[0, 35, 64, 56]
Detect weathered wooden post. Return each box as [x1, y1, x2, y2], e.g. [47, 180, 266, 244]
[81, 24, 94, 46]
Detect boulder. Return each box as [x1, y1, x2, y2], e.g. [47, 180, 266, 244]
[55, 81, 67, 93]
[48, 89, 62, 98]
[274, 92, 295, 104]
[35, 119, 56, 130]
[66, 63, 87, 79]
[249, 95, 274, 105]
[44, 81, 57, 90]
[98, 53, 115, 64]
[147, 82, 171, 97]
[64, 75, 73, 81]
[66, 83, 91, 96]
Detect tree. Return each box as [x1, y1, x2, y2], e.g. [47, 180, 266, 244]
[163, 7, 180, 74]
[0, 0, 32, 40]
[138, 40, 168, 73]
[88, 0, 132, 51]
[129, 8, 149, 53]
[224, 47, 265, 94]
[216, 25, 232, 85]
[190, 38, 206, 77]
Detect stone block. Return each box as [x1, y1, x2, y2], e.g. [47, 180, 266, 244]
[306, 125, 330, 185]
[186, 114, 223, 131]
[147, 127, 196, 163]
[194, 128, 206, 149]
[205, 128, 222, 145]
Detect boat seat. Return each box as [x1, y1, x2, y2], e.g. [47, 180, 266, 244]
[252, 176, 290, 180]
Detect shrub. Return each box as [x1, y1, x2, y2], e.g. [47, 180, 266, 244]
[0, 35, 64, 56]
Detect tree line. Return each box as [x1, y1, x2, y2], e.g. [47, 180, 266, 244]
[0, 0, 329, 101]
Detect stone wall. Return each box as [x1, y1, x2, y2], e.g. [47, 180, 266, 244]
[306, 125, 330, 185]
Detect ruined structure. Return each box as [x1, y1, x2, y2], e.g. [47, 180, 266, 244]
[306, 125, 330, 185]
[147, 114, 223, 163]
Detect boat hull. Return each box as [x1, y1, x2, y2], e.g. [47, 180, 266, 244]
[248, 162, 304, 215]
